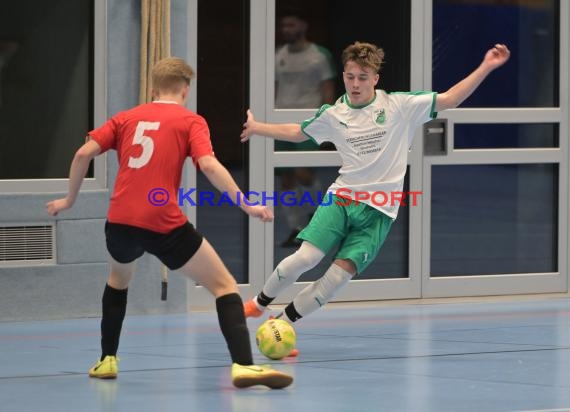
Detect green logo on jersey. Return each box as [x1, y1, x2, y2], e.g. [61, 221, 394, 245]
[376, 109, 386, 124]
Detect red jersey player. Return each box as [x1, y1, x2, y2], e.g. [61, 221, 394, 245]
[46, 57, 292, 389]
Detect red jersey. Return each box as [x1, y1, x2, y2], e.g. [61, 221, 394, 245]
[89, 102, 214, 233]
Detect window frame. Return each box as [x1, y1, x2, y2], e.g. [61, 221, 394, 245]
[0, 0, 107, 193]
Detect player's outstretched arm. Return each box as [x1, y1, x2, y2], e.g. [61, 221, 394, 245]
[240, 109, 307, 143]
[46, 139, 101, 216]
[435, 44, 510, 112]
[198, 154, 273, 222]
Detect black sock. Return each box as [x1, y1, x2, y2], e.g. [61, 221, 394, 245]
[284, 303, 302, 322]
[257, 291, 274, 307]
[216, 293, 254, 365]
[100, 284, 128, 360]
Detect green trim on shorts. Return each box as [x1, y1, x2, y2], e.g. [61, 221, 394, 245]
[297, 194, 394, 274]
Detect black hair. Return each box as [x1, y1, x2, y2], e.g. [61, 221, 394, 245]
[277, 7, 310, 23]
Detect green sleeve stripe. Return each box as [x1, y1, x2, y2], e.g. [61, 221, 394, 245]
[430, 92, 438, 119]
[389, 91, 438, 119]
[300, 126, 319, 144]
[300, 104, 333, 143]
[388, 91, 433, 96]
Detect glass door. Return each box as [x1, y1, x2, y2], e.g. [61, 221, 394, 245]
[250, 0, 425, 303]
[422, 0, 568, 297]
[188, 0, 568, 309]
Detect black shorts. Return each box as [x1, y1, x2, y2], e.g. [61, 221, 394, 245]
[104, 221, 203, 270]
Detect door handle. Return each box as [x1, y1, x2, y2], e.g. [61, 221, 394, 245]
[423, 119, 447, 156]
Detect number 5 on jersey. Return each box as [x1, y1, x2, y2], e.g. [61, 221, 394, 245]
[128, 121, 160, 169]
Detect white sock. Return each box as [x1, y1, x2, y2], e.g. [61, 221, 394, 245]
[291, 263, 353, 318]
[262, 241, 325, 299]
[253, 296, 265, 311]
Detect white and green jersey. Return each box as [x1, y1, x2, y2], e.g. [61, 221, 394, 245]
[301, 90, 437, 219]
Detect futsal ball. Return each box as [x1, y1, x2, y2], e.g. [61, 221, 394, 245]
[255, 318, 296, 360]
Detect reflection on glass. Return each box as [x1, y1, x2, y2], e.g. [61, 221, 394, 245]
[274, 168, 334, 252]
[196, 0, 248, 283]
[273, 5, 338, 236]
[0, 0, 93, 179]
[274, 7, 336, 109]
[454, 124, 558, 149]
[433, 0, 559, 107]
[274, 168, 410, 281]
[196, 171, 248, 283]
[431, 164, 558, 276]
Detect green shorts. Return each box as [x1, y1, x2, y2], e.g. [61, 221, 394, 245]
[297, 194, 393, 274]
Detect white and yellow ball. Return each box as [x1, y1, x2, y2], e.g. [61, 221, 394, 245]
[255, 318, 296, 360]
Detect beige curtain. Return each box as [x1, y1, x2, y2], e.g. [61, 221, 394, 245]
[139, 0, 171, 104]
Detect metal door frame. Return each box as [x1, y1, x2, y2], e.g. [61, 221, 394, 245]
[247, 0, 427, 304]
[187, 0, 569, 310]
[420, 0, 569, 297]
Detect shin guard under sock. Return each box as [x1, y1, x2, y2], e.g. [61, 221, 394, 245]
[216, 293, 254, 365]
[100, 284, 128, 359]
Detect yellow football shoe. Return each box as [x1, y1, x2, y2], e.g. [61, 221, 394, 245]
[231, 363, 293, 389]
[88, 356, 118, 379]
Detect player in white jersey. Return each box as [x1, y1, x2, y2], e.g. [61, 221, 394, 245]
[241, 41, 511, 340]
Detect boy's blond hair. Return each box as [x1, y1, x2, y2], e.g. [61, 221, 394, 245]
[151, 57, 195, 95]
[341, 42, 385, 73]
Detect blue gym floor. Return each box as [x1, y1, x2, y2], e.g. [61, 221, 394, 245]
[1, 297, 569, 412]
